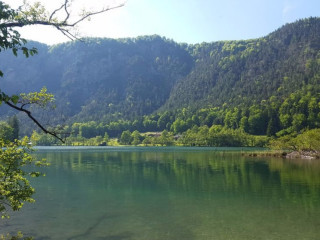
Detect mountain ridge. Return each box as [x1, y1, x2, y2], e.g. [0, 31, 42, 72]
[0, 17, 319, 132]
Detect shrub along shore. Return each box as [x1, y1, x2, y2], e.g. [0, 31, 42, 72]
[27, 127, 320, 160]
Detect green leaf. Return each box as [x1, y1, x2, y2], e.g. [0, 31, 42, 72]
[0, 70, 3, 77]
[11, 95, 19, 104]
[12, 48, 17, 56]
[22, 47, 29, 58]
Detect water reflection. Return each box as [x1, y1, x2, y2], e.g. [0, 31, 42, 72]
[1, 147, 320, 240]
[36, 148, 320, 210]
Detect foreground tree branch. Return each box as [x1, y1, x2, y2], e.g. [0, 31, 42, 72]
[3, 0, 125, 41]
[0, 137, 48, 218]
[0, 0, 125, 141]
[4, 100, 65, 143]
[0, 87, 66, 142]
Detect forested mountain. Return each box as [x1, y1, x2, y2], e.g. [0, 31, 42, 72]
[0, 35, 193, 121]
[1, 17, 320, 139]
[165, 17, 320, 109]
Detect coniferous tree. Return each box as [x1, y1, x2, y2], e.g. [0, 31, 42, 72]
[8, 115, 19, 140]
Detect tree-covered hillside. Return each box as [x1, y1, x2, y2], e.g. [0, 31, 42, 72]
[165, 17, 320, 109]
[0, 17, 320, 140]
[0, 35, 193, 121]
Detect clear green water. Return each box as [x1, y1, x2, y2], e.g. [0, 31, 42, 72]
[1, 147, 320, 240]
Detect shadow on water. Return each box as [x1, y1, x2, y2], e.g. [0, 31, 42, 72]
[95, 233, 133, 240]
[65, 213, 132, 240]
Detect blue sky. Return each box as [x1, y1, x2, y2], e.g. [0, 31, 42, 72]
[6, 0, 320, 45]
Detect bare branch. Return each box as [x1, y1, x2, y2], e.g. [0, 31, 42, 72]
[70, 4, 125, 27]
[62, 0, 71, 24]
[49, 1, 67, 22]
[5, 1, 125, 41]
[55, 25, 76, 41]
[4, 20, 59, 28]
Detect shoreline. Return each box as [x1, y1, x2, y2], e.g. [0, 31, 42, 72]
[246, 150, 320, 160]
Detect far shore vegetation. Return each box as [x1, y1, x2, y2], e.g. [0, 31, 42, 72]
[25, 125, 320, 159]
[2, 109, 320, 160]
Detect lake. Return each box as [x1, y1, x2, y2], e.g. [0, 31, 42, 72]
[1, 146, 320, 240]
